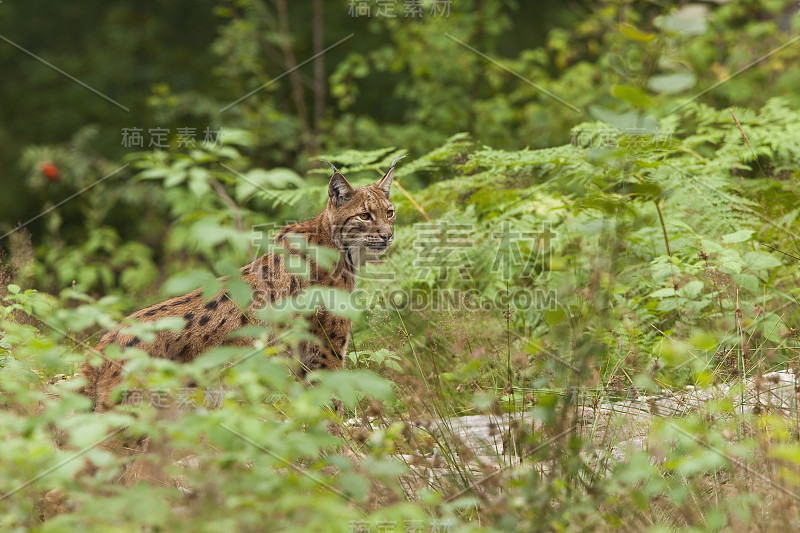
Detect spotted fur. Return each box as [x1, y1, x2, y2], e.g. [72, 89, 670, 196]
[82, 161, 399, 412]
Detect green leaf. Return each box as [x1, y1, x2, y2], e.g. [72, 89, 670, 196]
[770, 443, 800, 464]
[650, 287, 677, 298]
[309, 370, 394, 408]
[544, 307, 566, 325]
[744, 251, 781, 271]
[647, 73, 696, 94]
[588, 107, 659, 131]
[761, 313, 785, 342]
[234, 168, 303, 202]
[689, 330, 717, 351]
[721, 230, 753, 244]
[611, 85, 653, 108]
[162, 270, 221, 298]
[619, 23, 656, 42]
[164, 169, 187, 187]
[138, 167, 170, 179]
[733, 273, 759, 294]
[189, 176, 211, 198]
[338, 470, 370, 501]
[679, 280, 703, 299]
[658, 5, 708, 35]
[227, 278, 252, 308]
[215, 128, 253, 148]
[189, 218, 242, 249]
[627, 182, 663, 200]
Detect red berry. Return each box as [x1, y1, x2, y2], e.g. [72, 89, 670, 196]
[41, 162, 60, 181]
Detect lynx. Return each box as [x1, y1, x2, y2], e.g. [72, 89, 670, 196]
[82, 157, 401, 412]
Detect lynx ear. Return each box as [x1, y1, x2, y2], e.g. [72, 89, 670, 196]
[329, 172, 356, 206]
[374, 154, 405, 199]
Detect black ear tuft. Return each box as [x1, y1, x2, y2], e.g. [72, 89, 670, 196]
[374, 154, 405, 199]
[319, 158, 338, 173]
[329, 172, 356, 206]
[389, 154, 407, 169]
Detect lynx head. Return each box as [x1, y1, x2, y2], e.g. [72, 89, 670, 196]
[324, 156, 403, 268]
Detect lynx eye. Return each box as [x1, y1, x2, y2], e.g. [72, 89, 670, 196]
[387, 209, 395, 218]
[358, 213, 371, 221]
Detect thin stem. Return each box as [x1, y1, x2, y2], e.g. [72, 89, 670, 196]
[209, 177, 244, 233]
[654, 199, 671, 258]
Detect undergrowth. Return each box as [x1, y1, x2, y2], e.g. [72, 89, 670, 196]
[2, 98, 800, 531]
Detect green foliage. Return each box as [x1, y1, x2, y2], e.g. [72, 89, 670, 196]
[3, 0, 800, 530]
[7, 92, 800, 528]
